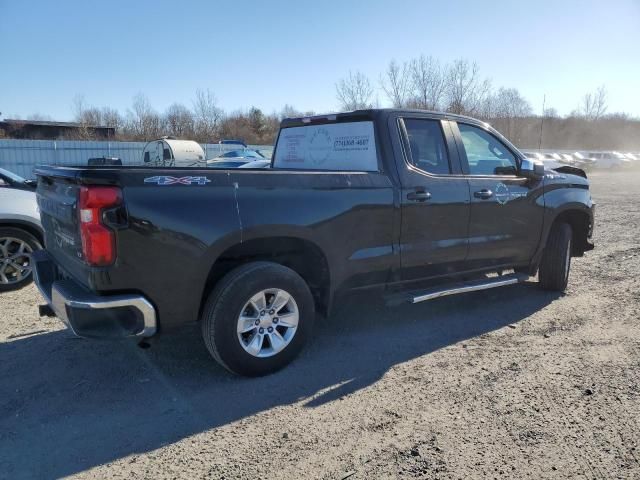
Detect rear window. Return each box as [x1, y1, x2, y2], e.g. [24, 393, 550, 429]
[273, 121, 378, 171]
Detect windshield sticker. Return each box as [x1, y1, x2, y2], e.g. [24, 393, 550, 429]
[143, 176, 211, 186]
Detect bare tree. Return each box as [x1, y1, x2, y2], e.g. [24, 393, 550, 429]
[164, 103, 194, 138]
[380, 59, 411, 108]
[71, 94, 103, 139]
[100, 107, 123, 131]
[126, 93, 161, 140]
[25, 113, 54, 121]
[490, 87, 533, 140]
[408, 55, 446, 110]
[335, 71, 374, 111]
[493, 87, 532, 118]
[445, 59, 491, 115]
[580, 85, 607, 120]
[279, 104, 303, 120]
[72, 94, 88, 122]
[193, 89, 223, 142]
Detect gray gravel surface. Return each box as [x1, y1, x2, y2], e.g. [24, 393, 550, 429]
[1, 171, 639, 479]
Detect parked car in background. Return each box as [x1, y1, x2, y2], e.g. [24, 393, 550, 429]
[0, 167, 37, 191]
[587, 151, 630, 169]
[0, 171, 43, 291]
[142, 137, 206, 167]
[560, 153, 575, 164]
[522, 151, 563, 169]
[88, 157, 122, 166]
[238, 159, 271, 169]
[206, 149, 266, 168]
[572, 152, 597, 169]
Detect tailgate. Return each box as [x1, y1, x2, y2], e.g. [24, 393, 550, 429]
[36, 171, 85, 271]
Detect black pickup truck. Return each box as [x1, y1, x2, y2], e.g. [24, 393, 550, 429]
[33, 109, 594, 376]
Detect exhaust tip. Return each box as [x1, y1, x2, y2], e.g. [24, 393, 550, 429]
[38, 304, 56, 317]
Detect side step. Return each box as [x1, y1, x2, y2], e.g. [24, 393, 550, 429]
[408, 273, 529, 304]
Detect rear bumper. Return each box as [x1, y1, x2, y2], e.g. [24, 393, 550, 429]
[32, 250, 157, 338]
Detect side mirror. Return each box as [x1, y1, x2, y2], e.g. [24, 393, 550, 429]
[520, 158, 544, 178]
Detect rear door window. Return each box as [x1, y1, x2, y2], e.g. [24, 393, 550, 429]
[273, 121, 378, 171]
[403, 119, 451, 175]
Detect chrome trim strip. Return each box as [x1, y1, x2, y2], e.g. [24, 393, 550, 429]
[411, 274, 528, 304]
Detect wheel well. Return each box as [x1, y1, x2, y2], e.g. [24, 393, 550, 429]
[0, 221, 44, 247]
[200, 237, 331, 318]
[552, 210, 591, 256]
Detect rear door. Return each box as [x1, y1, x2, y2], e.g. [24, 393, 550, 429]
[393, 114, 471, 281]
[451, 121, 544, 269]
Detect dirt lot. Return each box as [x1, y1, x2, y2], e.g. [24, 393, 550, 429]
[1, 171, 639, 480]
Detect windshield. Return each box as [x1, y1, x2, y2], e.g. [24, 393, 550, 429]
[221, 150, 262, 158]
[0, 168, 26, 183]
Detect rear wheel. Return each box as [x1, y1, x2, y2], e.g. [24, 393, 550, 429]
[201, 262, 315, 376]
[0, 227, 41, 292]
[538, 223, 572, 291]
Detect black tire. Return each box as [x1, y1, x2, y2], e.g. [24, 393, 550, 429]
[201, 261, 315, 376]
[538, 222, 572, 291]
[0, 227, 42, 292]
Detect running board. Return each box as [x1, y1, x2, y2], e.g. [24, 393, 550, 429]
[409, 273, 529, 304]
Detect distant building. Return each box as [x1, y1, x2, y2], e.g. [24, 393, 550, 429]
[0, 119, 115, 140]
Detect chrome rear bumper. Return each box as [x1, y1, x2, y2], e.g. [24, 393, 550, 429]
[33, 250, 157, 338]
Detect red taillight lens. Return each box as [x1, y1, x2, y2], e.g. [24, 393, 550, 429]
[78, 186, 122, 266]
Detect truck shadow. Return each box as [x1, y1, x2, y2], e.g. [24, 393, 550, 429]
[0, 282, 560, 479]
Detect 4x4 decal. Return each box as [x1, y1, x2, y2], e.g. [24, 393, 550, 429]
[144, 176, 211, 186]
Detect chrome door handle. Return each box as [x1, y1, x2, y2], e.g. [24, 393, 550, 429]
[407, 191, 432, 202]
[474, 189, 493, 199]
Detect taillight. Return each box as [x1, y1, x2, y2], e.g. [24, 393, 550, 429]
[78, 186, 122, 266]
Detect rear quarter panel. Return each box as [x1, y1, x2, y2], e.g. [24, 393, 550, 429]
[48, 168, 397, 331]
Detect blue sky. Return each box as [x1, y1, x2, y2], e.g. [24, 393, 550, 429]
[1, 0, 639, 120]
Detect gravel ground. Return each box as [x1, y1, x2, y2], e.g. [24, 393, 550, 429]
[1, 171, 639, 480]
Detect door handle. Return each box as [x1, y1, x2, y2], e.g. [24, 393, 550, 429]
[474, 189, 493, 199]
[407, 190, 432, 202]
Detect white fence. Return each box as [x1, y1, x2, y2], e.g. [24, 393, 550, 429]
[0, 140, 273, 179]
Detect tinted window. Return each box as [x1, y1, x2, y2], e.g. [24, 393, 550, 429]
[0, 168, 25, 183]
[208, 161, 246, 168]
[221, 150, 261, 158]
[163, 148, 172, 160]
[222, 150, 242, 158]
[403, 119, 451, 174]
[458, 123, 517, 175]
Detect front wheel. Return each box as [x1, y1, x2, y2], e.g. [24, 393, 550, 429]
[538, 223, 572, 291]
[201, 262, 315, 376]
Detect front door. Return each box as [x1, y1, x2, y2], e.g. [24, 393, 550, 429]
[396, 116, 471, 281]
[452, 121, 544, 269]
